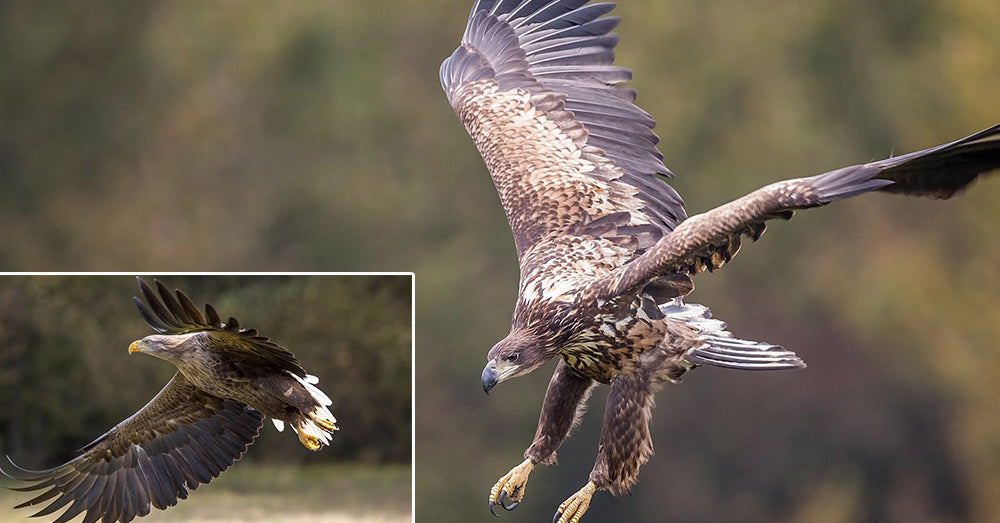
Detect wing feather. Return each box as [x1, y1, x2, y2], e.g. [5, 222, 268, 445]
[133, 277, 307, 378]
[445, 1, 1000, 306]
[3, 373, 264, 523]
[587, 125, 1000, 300]
[442, 0, 686, 260]
[873, 123, 1000, 198]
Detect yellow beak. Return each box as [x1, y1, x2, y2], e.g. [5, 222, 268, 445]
[128, 340, 145, 354]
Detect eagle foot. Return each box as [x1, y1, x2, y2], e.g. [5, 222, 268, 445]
[554, 481, 597, 523]
[297, 431, 322, 451]
[312, 414, 339, 432]
[489, 458, 535, 516]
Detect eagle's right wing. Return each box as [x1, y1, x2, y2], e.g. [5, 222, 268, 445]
[586, 124, 1000, 301]
[134, 277, 307, 378]
[440, 0, 686, 261]
[2, 373, 263, 523]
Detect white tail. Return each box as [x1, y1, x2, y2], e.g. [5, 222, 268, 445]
[662, 298, 806, 371]
[288, 372, 338, 450]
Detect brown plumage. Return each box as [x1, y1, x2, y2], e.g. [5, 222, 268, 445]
[441, 1, 1000, 522]
[2, 278, 337, 523]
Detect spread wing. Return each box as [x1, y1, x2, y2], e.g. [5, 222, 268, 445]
[134, 277, 307, 378]
[441, 0, 685, 261]
[2, 373, 264, 523]
[586, 124, 1000, 300]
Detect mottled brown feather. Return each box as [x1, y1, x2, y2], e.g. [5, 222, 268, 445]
[590, 125, 1000, 301]
[442, 1, 684, 264]
[135, 277, 306, 378]
[3, 373, 263, 523]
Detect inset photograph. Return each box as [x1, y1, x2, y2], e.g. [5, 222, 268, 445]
[0, 274, 412, 523]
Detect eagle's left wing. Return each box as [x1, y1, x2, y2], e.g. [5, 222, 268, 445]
[586, 124, 1000, 301]
[2, 373, 263, 523]
[440, 0, 685, 261]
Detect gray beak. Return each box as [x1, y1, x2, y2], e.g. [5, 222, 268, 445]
[481, 359, 498, 395]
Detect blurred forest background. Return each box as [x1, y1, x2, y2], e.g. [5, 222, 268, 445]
[1, 0, 999, 522]
[0, 275, 411, 520]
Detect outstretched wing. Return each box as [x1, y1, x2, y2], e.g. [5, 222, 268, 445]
[2, 373, 263, 523]
[872, 124, 1000, 198]
[441, 0, 685, 260]
[134, 277, 307, 378]
[587, 124, 1000, 300]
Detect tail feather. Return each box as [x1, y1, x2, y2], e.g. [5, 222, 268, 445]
[299, 373, 332, 406]
[293, 408, 338, 451]
[287, 373, 338, 450]
[686, 335, 805, 370]
[664, 298, 806, 371]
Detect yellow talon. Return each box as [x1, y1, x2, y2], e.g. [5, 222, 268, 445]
[297, 432, 321, 451]
[555, 482, 597, 523]
[488, 458, 535, 514]
[315, 417, 339, 431]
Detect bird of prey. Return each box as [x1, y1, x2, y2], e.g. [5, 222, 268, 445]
[2, 278, 338, 523]
[440, 1, 1000, 521]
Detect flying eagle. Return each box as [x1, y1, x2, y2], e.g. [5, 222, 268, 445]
[440, 1, 1000, 522]
[2, 278, 338, 523]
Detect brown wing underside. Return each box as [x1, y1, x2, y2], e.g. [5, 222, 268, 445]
[2, 373, 263, 523]
[441, 1, 685, 260]
[588, 124, 1000, 301]
[451, 80, 652, 258]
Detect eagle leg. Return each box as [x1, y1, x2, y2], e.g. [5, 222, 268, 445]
[589, 370, 657, 497]
[291, 406, 339, 451]
[489, 458, 534, 515]
[554, 482, 597, 523]
[525, 361, 595, 464]
[489, 362, 594, 516]
[550, 371, 656, 521]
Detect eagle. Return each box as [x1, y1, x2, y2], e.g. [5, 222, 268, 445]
[439, 1, 1000, 522]
[2, 278, 338, 523]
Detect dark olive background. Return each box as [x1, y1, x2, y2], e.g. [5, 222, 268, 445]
[1, 1, 999, 521]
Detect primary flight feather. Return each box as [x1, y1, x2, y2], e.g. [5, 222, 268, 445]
[440, 1, 1000, 522]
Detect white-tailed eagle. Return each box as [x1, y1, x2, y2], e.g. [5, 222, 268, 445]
[2, 278, 338, 523]
[440, 1, 1000, 521]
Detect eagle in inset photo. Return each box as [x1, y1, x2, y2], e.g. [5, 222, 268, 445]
[440, 1, 1000, 521]
[2, 277, 338, 523]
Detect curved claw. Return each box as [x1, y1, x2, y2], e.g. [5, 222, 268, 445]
[487, 458, 535, 516]
[488, 491, 519, 516]
[499, 490, 519, 511]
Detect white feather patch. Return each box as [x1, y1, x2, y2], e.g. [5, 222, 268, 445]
[291, 372, 333, 406]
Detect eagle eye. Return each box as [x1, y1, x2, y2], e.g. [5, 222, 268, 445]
[505, 352, 519, 362]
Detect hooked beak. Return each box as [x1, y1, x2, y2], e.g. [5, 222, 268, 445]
[482, 359, 498, 395]
[128, 340, 145, 354]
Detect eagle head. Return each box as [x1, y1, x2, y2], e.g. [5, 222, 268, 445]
[128, 332, 204, 363]
[481, 329, 551, 394]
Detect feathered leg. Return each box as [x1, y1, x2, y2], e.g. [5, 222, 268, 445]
[555, 369, 657, 523]
[489, 360, 594, 515]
